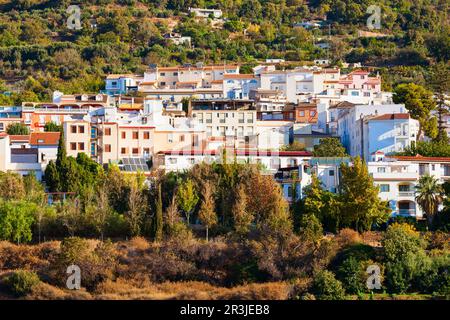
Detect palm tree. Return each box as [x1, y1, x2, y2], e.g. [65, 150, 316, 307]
[415, 175, 443, 229]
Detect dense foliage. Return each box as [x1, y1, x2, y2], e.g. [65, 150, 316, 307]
[0, 0, 448, 103]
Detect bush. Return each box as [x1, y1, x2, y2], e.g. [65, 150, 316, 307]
[336, 257, 367, 294]
[310, 270, 345, 300]
[4, 270, 40, 296]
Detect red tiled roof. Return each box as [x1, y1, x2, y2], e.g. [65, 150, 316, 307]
[388, 155, 450, 162]
[9, 135, 30, 142]
[223, 74, 256, 79]
[370, 113, 410, 121]
[30, 132, 60, 146]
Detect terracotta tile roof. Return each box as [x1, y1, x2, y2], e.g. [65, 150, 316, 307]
[9, 135, 30, 142]
[223, 74, 256, 79]
[388, 155, 450, 162]
[370, 113, 410, 121]
[30, 132, 60, 146]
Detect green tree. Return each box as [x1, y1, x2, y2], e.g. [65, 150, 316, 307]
[177, 178, 199, 225]
[0, 200, 36, 244]
[415, 174, 444, 229]
[44, 121, 63, 132]
[428, 62, 450, 143]
[232, 184, 253, 236]
[393, 83, 437, 140]
[298, 213, 323, 245]
[339, 157, 390, 232]
[313, 138, 348, 157]
[382, 223, 430, 293]
[6, 122, 29, 135]
[154, 183, 164, 242]
[198, 182, 217, 241]
[311, 270, 346, 300]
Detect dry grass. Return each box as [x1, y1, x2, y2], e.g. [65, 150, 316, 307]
[93, 278, 291, 300]
[335, 229, 362, 248]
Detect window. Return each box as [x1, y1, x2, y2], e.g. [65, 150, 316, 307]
[0, 123, 4, 131]
[173, 72, 178, 76]
[104, 144, 111, 152]
[431, 164, 435, 171]
[70, 142, 76, 150]
[105, 128, 111, 136]
[143, 148, 150, 155]
[71, 125, 77, 134]
[132, 148, 139, 155]
[91, 143, 96, 156]
[180, 134, 185, 142]
[380, 184, 390, 192]
[377, 167, 386, 173]
[287, 185, 293, 198]
[78, 142, 84, 150]
[188, 158, 195, 165]
[168, 133, 173, 143]
[238, 113, 244, 123]
[78, 126, 85, 133]
[121, 132, 126, 139]
[143, 131, 150, 139]
[132, 131, 138, 140]
[399, 185, 411, 192]
[168, 158, 177, 164]
[247, 113, 254, 123]
[329, 169, 335, 176]
[310, 111, 316, 117]
[160, 82, 166, 86]
[299, 111, 305, 117]
[121, 147, 127, 154]
[111, 81, 117, 87]
[364, 92, 370, 97]
[206, 113, 212, 123]
[91, 128, 96, 139]
[160, 72, 166, 76]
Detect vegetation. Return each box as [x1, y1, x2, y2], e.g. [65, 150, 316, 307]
[313, 138, 348, 157]
[6, 122, 29, 135]
[0, 1, 447, 101]
[3, 270, 41, 297]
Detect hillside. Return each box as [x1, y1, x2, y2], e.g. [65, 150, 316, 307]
[0, 0, 448, 103]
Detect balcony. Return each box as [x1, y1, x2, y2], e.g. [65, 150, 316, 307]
[397, 209, 416, 216]
[398, 191, 415, 197]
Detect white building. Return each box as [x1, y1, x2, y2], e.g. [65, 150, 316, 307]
[155, 149, 312, 174]
[368, 153, 450, 218]
[336, 103, 407, 158]
[363, 113, 419, 162]
[189, 7, 223, 19]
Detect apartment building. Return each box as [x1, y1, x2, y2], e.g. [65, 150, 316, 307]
[155, 149, 312, 173]
[363, 113, 419, 162]
[104, 74, 142, 95]
[277, 157, 351, 202]
[190, 99, 257, 142]
[259, 67, 340, 103]
[0, 106, 22, 132]
[336, 103, 407, 158]
[223, 74, 259, 99]
[138, 64, 239, 103]
[369, 153, 450, 218]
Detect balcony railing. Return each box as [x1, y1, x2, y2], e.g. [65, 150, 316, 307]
[398, 191, 415, 197]
[398, 209, 416, 216]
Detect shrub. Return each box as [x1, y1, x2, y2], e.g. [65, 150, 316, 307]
[310, 270, 345, 300]
[335, 228, 362, 248]
[336, 257, 367, 294]
[4, 270, 40, 296]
